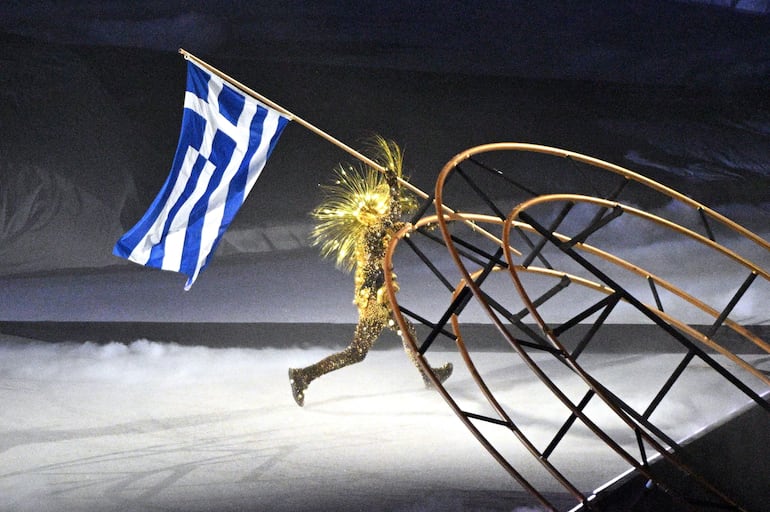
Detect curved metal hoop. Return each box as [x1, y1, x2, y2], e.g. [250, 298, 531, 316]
[503, 194, 770, 382]
[384, 143, 769, 511]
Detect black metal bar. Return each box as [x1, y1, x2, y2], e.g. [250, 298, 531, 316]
[464, 410, 513, 427]
[644, 351, 697, 419]
[519, 210, 770, 414]
[419, 248, 503, 355]
[521, 275, 573, 320]
[635, 429, 649, 467]
[543, 390, 596, 459]
[415, 227, 492, 269]
[467, 156, 540, 198]
[564, 205, 623, 247]
[568, 293, 622, 360]
[484, 274, 572, 348]
[402, 236, 455, 292]
[698, 207, 716, 242]
[418, 287, 473, 355]
[584, 373, 683, 450]
[553, 291, 621, 337]
[605, 176, 630, 202]
[577, 176, 632, 248]
[415, 226, 507, 270]
[449, 233, 508, 269]
[566, 156, 602, 197]
[522, 202, 575, 268]
[478, 290, 561, 354]
[513, 226, 553, 269]
[398, 305, 458, 341]
[583, 205, 613, 242]
[455, 164, 507, 219]
[706, 271, 757, 338]
[647, 276, 664, 312]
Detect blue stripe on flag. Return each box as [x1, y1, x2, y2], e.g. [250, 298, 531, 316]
[175, 130, 236, 277]
[217, 80, 245, 126]
[113, 60, 290, 289]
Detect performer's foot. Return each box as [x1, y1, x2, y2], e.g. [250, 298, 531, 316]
[289, 368, 308, 407]
[423, 362, 453, 388]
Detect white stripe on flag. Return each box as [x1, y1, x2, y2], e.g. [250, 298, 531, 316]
[192, 110, 286, 285]
[161, 150, 216, 272]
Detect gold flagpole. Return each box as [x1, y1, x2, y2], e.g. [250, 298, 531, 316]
[178, 49, 515, 253]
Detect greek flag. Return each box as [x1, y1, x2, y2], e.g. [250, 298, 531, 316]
[113, 60, 290, 289]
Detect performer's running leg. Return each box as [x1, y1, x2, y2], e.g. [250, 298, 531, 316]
[289, 318, 382, 406]
[397, 319, 453, 387]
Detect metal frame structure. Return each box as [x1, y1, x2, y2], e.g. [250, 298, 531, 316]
[383, 143, 770, 511]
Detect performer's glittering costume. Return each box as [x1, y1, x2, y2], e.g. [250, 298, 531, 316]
[289, 137, 452, 406]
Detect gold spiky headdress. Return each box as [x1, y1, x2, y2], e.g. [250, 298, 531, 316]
[310, 136, 415, 272]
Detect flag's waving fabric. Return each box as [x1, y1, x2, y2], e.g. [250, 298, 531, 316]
[114, 61, 290, 289]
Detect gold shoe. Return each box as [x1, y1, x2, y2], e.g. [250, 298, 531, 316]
[288, 368, 307, 407]
[424, 362, 453, 388]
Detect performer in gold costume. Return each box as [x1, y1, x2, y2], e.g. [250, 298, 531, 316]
[289, 137, 452, 406]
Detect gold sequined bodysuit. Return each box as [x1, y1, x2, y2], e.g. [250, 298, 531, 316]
[288, 138, 452, 406]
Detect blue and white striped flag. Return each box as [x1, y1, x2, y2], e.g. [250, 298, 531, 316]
[114, 60, 290, 289]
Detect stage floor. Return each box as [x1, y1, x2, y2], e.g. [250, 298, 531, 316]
[1, 335, 767, 512]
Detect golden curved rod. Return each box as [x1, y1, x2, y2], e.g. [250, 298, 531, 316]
[504, 194, 770, 361]
[509, 193, 770, 281]
[386, 228, 645, 509]
[445, 269, 587, 501]
[382, 222, 561, 511]
[408, 211, 769, 415]
[416, 209, 770, 360]
[430, 143, 770, 357]
[438, 142, 770, 252]
[383, 143, 767, 510]
[387, 218, 740, 509]
[433, 168, 756, 508]
[396, 219, 695, 504]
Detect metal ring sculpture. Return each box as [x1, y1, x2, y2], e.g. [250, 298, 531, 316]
[384, 143, 769, 511]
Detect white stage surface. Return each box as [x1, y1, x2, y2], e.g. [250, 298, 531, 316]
[1, 335, 767, 512]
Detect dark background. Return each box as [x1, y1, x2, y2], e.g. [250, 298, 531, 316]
[0, 0, 768, 298]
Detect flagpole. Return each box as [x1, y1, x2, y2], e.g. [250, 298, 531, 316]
[180, 50, 388, 170]
[178, 49, 441, 201]
[178, 49, 514, 254]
